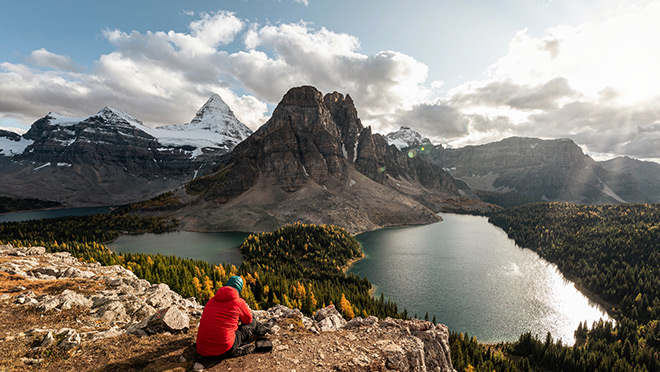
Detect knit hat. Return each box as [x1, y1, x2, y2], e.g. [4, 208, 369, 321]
[225, 275, 244, 294]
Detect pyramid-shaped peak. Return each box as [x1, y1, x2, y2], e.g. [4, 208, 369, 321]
[191, 94, 236, 124]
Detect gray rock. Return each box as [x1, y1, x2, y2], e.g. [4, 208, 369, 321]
[36, 297, 61, 312]
[58, 329, 81, 350]
[21, 357, 43, 365]
[193, 362, 205, 371]
[40, 331, 55, 348]
[91, 327, 124, 340]
[59, 289, 93, 310]
[143, 306, 189, 334]
[144, 283, 178, 309]
[267, 304, 305, 319]
[59, 267, 95, 279]
[23, 247, 46, 255]
[312, 305, 346, 332]
[96, 300, 128, 322]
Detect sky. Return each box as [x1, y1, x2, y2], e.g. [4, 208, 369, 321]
[1, 0, 659, 162]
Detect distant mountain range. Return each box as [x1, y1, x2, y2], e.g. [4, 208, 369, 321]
[2, 86, 656, 228]
[385, 129, 660, 205]
[0, 95, 252, 206]
[599, 156, 660, 203]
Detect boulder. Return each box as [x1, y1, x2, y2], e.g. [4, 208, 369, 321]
[59, 290, 93, 310]
[312, 305, 346, 332]
[142, 306, 189, 334]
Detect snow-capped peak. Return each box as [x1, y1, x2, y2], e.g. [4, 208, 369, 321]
[385, 126, 432, 150]
[174, 94, 253, 140]
[96, 106, 144, 127]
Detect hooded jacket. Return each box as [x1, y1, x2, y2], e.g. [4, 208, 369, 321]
[196, 286, 253, 356]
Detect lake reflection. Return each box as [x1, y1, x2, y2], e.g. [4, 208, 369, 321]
[349, 213, 610, 344]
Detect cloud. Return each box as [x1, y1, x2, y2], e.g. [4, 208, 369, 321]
[0, 11, 429, 134]
[293, 0, 310, 6]
[402, 1, 660, 161]
[450, 77, 577, 111]
[395, 101, 469, 139]
[26, 48, 80, 72]
[238, 22, 430, 122]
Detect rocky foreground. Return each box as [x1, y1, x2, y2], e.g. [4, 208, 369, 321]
[0, 244, 456, 371]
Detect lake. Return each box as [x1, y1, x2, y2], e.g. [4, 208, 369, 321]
[349, 214, 610, 344]
[108, 231, 247, 267]
[0, 206, 112, 223]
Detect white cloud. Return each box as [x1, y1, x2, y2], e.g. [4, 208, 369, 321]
[293, 0, 310, 6]
[26, 48, 80, 72]
[0, 14, 432, 134]
[237, 22, 431, 124]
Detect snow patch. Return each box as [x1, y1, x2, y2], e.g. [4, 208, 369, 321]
[47, 112, 86, 126]
[349, 179, 356, 187]
[0, 137, 33, 156]
[189, 147, 204, 159]
[353, 142, 359, 163]
[341, 143, 348, 159]
[57, 163, 72, 167]
[33, 162, 51, 171]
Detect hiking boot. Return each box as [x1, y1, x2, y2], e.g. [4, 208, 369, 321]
[231, 343, 255, 357]
[255, 319, 275, 336]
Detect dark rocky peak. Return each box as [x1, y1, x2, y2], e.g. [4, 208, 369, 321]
[230, 86, 345, 192]
[93, 106, 144, 128]
[0, 129, 22, 142]
[324, 92, 363, 162]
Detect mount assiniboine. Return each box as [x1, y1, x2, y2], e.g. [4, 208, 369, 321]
[0, 94, 252, 206]
[149, 86, 490, 234]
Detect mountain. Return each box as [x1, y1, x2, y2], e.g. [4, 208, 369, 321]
[164, 86, 486, 234]
[422, 137, 647, 204]
[385, 126, 432, 150]
[599, 156, 660, 202]
[0, 95, 252, 206]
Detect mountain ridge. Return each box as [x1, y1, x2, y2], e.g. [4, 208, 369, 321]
[0, 94, 252, 206]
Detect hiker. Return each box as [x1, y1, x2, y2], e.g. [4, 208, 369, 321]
[196, 275, 271, 358]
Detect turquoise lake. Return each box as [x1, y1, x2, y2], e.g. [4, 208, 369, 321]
[349, 214, 610, 343]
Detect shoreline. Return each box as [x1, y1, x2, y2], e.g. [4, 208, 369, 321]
[342, 251, 366, 274]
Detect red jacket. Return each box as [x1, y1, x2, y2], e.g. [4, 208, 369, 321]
[196, 286, 253, 356]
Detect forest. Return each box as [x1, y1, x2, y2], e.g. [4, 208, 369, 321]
[450, 203, 660, 372]
[0, 196, 61, 213]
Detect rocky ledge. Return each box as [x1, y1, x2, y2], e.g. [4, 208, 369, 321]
[0, 244, 455, 371]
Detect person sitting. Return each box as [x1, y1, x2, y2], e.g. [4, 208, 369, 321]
[196, 275, 271, 358]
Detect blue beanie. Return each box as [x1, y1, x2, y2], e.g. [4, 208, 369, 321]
[225, 275, 244, 294]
